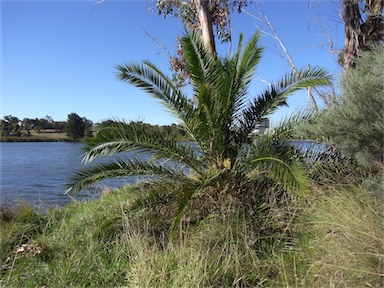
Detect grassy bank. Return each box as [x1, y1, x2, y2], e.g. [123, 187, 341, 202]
[1, 183, 383, 287]
[1, 132, 71, 142]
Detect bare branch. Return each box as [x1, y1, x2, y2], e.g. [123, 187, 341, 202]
[243, 8, 321, 110]
[144, 29, 173, 58]
[242, 8, 297, 72]
[88, 0, 107, 17]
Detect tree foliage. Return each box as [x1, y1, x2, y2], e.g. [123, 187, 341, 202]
[0, 115, 21, 136]
[0, 115, 67, 137]
[154, 0, 250, 43]
[297, 45, 384, 170]
[65, 113, 93, 140]
[95, 120, 188, 141]
[153, 0, 251, 86]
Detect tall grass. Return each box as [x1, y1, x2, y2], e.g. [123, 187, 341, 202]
[124, 213, 272, 287]
[1, 182, 382, 287]
[0, 189, 133, 287]
[271, 185, 384, 287]
[0, 185, 291, 287]
[1, 132, 71, 142]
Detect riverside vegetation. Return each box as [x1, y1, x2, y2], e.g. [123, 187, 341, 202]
[0, 113, 93, 142]
[1, 35, 383, 287]
[0, 118, 189, 143]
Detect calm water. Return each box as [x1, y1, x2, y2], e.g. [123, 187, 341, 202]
[0, 141, 319, 210]
[0, 142, 138, 209]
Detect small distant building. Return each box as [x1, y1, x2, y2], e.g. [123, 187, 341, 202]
[250, 119, 270, 136]
[249, 119, 270, 145]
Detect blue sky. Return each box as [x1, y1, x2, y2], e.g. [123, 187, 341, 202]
[2, 0, 344, 125]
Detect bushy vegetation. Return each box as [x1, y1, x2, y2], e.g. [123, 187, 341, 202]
[297, 45, 384, 171]
[96, 120, 189, 142]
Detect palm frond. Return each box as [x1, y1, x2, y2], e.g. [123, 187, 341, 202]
[268, 109, 316, 139]
[168, 168, 223, 237]
[116, 61, 194, 126]
[181, 31, 219, 89]
[235, 32, 263, 94]
[82, 120, 205, 175]
[128, 180, 184, 212]
[68, 157, 188, 195]
[212, 33, 263, 131]
[236, 67, 332, 142]
[168, 186, 197, 237]
[223, 33, 263, 127]
[250, 156, 308, 192]
[243, 137, 309, 192]
[182, 33, 264, 163]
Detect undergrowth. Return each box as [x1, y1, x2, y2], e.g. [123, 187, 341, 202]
[1, 181, 383, 287]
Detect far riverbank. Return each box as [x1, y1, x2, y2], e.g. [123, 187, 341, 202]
[1, 132, 78, 142]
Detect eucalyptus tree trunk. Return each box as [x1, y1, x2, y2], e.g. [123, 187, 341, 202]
[343, 0, 384, 70]
[343, 0, 361, 69]
[194, 0, 216, 55]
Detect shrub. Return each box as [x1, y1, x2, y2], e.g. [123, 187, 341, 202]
[298, 46, 384, 171]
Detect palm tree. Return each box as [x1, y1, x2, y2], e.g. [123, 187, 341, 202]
[68, 32, 331, 231]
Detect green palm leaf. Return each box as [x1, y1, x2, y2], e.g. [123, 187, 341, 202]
[181, 31, 219, 89]
[68, 157, 189, 195]
[116, 61, 194, 128]
[169, 167, 224, 237]
[128, 180, 195, 213]
[250, 156, 308, 192]
[83, 120, 205, 175]
[271, 109, 316, 139]
[234, 32, 263, 97]
[246, 138, 309, 192]
[237, 67, 332, 143]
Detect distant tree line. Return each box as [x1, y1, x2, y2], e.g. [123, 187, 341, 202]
[0, 114, 189, 141]
[0, 113, 93, 140]
[95, 120, 189, 141]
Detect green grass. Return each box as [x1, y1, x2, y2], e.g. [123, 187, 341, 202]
[0, 188, 133, 287]
[269, 185, 384, 287]
[1, 132, 70, 142]
[29, 131, 67, 138]
[1, 183, 383, 287]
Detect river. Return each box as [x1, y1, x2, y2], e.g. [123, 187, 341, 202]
[0, 142, 138, 209]
[0, 141, 318, 210]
